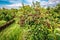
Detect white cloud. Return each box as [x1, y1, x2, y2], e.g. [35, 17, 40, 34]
[40, 1, 48, 5]
[25, 0, 40, 4]
[1, 0, 60, 9]
[40, 0, 60, 7]
[48, 0, 60, 4]
[26, 0, 33, 3]
[33, 0, 40, 2]
[7, 3, 22, 6]
[4, 3, 22, 9]
[40, 1, 48, 7]
[49, 0, 60, 2]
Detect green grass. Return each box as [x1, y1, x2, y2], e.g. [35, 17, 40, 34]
[0, 22, 24, 40]
[0, 20, 6, 26]
[0, 20, 29, 40]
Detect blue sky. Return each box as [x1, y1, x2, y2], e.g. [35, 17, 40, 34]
[0, 0, 60, 9]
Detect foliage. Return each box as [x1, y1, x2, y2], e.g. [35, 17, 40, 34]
[0, 1, 60, 40]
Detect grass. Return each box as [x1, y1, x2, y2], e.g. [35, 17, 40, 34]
[0, 23, 24, 40]
[0, 20, 6, 26]
[0, 18, 29, 40]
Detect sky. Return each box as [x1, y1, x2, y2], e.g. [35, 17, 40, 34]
[0, 0, 60, 9]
